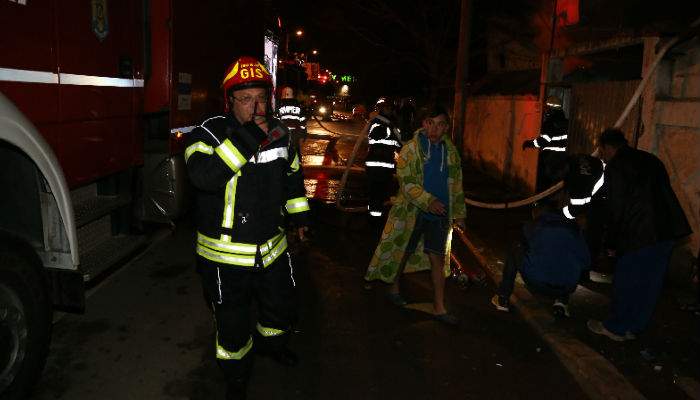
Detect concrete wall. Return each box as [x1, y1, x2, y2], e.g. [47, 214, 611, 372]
[461, 95, 540, 192]
[641, 37, 700, 278]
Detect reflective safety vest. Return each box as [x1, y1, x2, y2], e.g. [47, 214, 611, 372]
[533, 133, 568, 152]
[365, 114, 402, 170]
[184, 115, 310, 268]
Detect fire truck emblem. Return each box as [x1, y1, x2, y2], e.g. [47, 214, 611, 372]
[91, 0, 109, 42]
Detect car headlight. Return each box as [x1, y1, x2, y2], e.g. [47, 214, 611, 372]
[319, 106, 327, 114]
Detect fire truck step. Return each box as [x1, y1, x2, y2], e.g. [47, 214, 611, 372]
[73, 194, 132, 228]
[80, 233, 147, 282]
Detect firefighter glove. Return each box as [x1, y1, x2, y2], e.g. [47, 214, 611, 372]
[522, 139, 535, 150]
[236, 121, 268, 154]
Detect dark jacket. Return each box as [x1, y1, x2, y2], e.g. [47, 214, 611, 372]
[534, 109, 568, 152]
[605, 146, 691, 255]
[184, 114, 309, 268]
[521, 212, 590, 291]
[277, 98, 306, 133]
[562, 154, 605, 219]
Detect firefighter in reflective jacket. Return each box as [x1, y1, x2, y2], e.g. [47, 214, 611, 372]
[277, 86, 307, 150]
[561, 154, 605, 222]
[523, 95, 570, 191]
[365, 97, 402, 219]
[560, 154, 606, 281]
[184, 56, 309, 400]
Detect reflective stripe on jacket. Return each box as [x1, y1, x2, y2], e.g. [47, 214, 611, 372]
[365, 114, 401, 169]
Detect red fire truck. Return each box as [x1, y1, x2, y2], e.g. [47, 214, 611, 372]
[0, 1, 278, 397]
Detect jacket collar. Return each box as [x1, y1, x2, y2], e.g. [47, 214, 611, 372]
[373, 114, 392, 125]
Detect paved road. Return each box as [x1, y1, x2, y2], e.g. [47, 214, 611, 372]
[27, 119, 587, 399]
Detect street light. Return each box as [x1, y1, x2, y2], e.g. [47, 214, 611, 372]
[312, 49, 318, 55]
[296, 29, 303, 37]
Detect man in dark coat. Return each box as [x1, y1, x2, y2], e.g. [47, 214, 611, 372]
[587, 129, 692, 341]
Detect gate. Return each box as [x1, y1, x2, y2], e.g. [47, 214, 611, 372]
[567, 80, 642, 154]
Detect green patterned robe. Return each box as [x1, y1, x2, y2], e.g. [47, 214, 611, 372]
[365, 130, 466, 283]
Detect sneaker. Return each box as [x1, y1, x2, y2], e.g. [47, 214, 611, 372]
[552, 300, 570, 318]
[491, 294, 510, 312]
[587, 319, 626, 342]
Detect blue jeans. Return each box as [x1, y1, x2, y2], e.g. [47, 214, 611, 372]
[604, 241, 674, 335]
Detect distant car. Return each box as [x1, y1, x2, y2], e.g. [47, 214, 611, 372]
[312, 99, 334, 121]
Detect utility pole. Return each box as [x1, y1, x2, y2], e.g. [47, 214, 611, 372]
[539, 0, 558, 111]
[452, 0, 472, 155]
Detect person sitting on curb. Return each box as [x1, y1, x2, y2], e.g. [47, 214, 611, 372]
[365, 104, 466, 326]
[491, 195, 590, 318]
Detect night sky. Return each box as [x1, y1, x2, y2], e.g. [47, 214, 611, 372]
[272, 0, 700, 105]
[272, 0, 462, 104]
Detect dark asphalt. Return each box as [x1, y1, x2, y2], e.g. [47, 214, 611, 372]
[28, 211, 586, 400]
[26, 118, 588, 399]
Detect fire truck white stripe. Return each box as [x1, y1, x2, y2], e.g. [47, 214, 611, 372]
[0, 68, 143, 87]
[0, 67, 58, 84]
[170, 125, 197, 134]
[60, 73, 144, 87]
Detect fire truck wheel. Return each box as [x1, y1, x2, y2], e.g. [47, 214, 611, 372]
[0, 247, 52, 399]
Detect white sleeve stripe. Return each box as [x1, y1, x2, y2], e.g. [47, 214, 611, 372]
[562, 206, 575, 220]
[200, 125, 221, 145]
[570, 197, 591, 205]
[543, 146, 566, 151]
[591, 174, 605, 196]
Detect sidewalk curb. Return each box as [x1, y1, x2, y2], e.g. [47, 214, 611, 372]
[455, 227, 646, 400]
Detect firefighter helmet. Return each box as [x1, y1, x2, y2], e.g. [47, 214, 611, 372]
[376, 96, 389, 107]
[375, 96, 396, 111]
[222, 56, 272, 93]
[545, 95, 563, 108]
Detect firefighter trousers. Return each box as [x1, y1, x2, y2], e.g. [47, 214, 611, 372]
[367, 166, 396, 218]
[536, 151, 569, 192]
[197, 252, 298, 383]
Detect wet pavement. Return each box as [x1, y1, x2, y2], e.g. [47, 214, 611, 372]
[458, 162, 700, 399]
[301, 116, 368, 208]
[27, 117, 588, 399]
